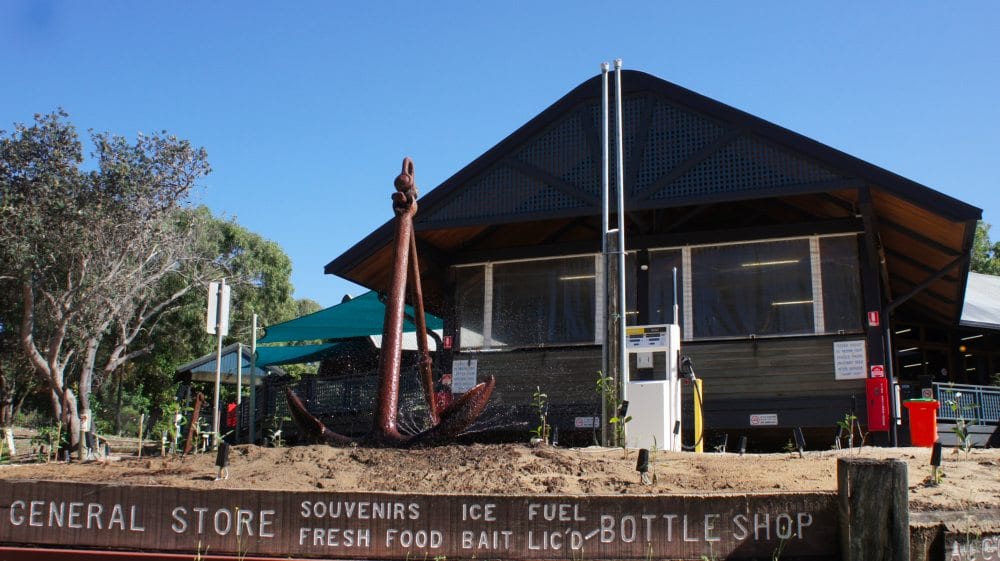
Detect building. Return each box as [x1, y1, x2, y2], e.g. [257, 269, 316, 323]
[325, 70, 982, 447]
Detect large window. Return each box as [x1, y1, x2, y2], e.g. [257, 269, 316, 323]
[456, 256, 596, 349]
[648, 249, 684, 326]
[454, 235, 862, 350]
[820, 236, 863, 334]
[692, 240, 814, 338]
[455, 266, 485, 348]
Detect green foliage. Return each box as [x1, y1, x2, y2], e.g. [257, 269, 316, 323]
[0, 110, 309, 448]
[265, 415, 290, 447]
[782, 438, 797, 454]
[529, 386, 549, 443]
[946, 392, 977, 455]
[971, 221, 1000, 275]
[151, 401, 187, 454]
[835, 412, 866, 451]
[596, 371, 631, 451]
[30, 424, 67, 462]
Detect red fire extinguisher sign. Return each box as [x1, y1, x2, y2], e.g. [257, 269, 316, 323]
[868, 311, 880, 327]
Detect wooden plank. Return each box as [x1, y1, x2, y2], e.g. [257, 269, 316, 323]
[837, 458, 908, 561]
[0, 479, 839, 560]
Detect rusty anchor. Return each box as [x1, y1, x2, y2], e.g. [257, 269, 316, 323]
[286, 157, 495, 447]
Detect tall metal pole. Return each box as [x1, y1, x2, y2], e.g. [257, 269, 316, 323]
[249, 313, 257, 445]
[614, 59, 628, 402]
[600, 62, 610, 445]
[236, 342, 243, 405]
[211, 278, 226, 444]
[673, 266, 679, 325]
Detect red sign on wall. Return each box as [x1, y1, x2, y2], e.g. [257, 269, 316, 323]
[870, 364, 885, 378]
[867, 311, 880, 327]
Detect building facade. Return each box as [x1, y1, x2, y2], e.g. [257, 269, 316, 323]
[326, 70, 981, 447]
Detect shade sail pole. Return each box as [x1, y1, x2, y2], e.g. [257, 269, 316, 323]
[614, 59, 628, 406]
[600, 61, 611, 446]
[249, 313, 257, 444]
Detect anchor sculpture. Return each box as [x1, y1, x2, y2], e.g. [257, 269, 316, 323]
[286, 157, 495, 447]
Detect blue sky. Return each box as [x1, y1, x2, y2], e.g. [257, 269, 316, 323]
[3, 2, 998, 308]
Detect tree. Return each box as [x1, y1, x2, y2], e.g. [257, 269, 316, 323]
[971, 221, 1000, 276]
[100, 208, 306, 431]
[0, 111, 212, 454]
[0, 292, 41, 453]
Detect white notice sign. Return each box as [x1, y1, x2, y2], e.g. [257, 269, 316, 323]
[833, 340, 867, 380]
[451, 359, 478, 394]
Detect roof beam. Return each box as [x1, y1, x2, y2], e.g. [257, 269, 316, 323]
[459, 225, 502, 251]
[624, 95, 656, 199]
[632, 128, 743, 203]
[504, 157, 600, 208]
[884, 247, 961, 284]
[887, 254, 967, 313]
[662, 204, 714, 232]
[879, 216, 962, 257]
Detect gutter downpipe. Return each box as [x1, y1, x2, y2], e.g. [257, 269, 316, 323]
[600, 62, 610, 445]
[615, 59, 628, 412]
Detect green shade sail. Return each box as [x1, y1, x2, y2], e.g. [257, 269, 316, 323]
[257, 290, 443, 344]
[254, 343, 341, 367]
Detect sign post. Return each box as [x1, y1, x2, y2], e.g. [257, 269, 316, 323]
[206, 279, 231, 447]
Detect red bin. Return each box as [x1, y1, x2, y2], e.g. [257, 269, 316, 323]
[902, 399, 938, 447]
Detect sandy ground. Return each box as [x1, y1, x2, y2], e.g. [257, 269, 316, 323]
[1, 442, 997, 515]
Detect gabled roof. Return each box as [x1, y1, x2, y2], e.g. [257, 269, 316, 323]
[175, 342, 285, 385]
[326, 70, 981, 323]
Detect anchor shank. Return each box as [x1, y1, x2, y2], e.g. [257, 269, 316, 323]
[373, 205, 414, 440]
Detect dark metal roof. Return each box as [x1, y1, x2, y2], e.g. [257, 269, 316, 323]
[326, 70, 981, 323]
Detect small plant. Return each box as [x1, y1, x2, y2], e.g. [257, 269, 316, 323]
[782, 438, 797, 455]
[151, 401, 187, 455]
[30, 424, 67, 462]
[835, 412, 866, 452]
[596, 371, 631, 452]
[266, 415, 290, 447]
[529, 386, 549, 444]
[946, 392, 977, 456]
[772, 529, 789, 561]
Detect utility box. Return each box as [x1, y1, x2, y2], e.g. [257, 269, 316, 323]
[624, 324, 682, 451]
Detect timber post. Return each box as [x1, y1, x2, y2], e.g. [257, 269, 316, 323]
[838, 458, 909, 561]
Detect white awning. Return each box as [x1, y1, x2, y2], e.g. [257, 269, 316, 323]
[961, 271, 1000, 330]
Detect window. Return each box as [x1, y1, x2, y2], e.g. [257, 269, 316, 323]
[454, 235, 862, 349]
[455, 266, 485, 348]
[692, 240, 814, 338]
[648, 249, 683, 326]
[820, 236, 862, 333]
[456, 256, 596, 349]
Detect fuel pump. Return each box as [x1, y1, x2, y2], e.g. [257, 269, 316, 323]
[624, 324, 682, 451]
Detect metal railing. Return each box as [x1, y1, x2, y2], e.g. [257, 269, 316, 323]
[934, 382, 1000, 424]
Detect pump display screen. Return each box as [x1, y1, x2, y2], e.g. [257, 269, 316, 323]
[626, 325, 668, 349]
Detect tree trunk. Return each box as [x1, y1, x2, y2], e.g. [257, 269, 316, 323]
[115, 371, 123, 434]
[61, 387, 81, 458]
[0, 365, 13, 456]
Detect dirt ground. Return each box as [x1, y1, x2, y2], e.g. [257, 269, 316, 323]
[1, 442, 997, 515]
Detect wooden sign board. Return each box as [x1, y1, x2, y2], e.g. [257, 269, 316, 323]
[944, 531, 1000, 561]
[0, 480, 838, 559]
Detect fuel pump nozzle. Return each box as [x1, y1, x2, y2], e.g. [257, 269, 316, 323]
[679, 355, 704, 453]
[679, 355, 697, 382]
